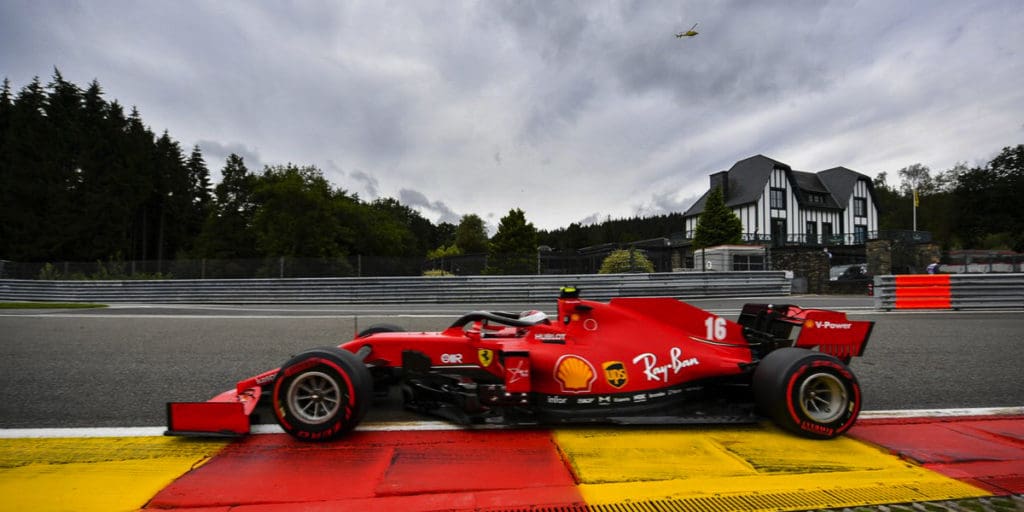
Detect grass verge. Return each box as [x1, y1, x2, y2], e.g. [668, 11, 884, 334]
[0, 302, 108, 309]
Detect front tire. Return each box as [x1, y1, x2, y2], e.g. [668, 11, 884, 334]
[272, 347, 372, 442]
[753, 348, 861, 439]
[357, 323, 404, 338]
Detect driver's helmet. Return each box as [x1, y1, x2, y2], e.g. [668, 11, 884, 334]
[518, 310, 549, 325]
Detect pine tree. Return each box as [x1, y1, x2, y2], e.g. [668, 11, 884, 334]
[184, 145, 213, 247]
[124, 106, 158, 260]
[3, 77, 51, 259]
[193, 154, 258, 259]
[693, 187, 742, 249]
[0, 78, 13, 258]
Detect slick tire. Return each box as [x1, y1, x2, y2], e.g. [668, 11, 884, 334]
[753, 347, 861, 440]
[357, 323, 405, 338]
[272, 347, 372, 442]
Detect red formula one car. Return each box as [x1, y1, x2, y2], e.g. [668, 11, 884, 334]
[167, 287, 873, 441]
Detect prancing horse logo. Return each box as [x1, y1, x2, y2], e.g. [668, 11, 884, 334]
[478, 349, 495, 367]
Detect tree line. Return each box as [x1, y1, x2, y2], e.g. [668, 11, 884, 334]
[0, 72, 459, 270]
[2, 72, 1021, 276]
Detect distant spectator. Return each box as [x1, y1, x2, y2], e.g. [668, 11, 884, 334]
[926, 259, 940, 274]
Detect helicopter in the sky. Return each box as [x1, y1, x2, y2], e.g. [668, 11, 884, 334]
[675, 23, 699, 38]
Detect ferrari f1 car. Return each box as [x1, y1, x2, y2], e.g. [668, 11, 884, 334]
[166, 287, 873, 441]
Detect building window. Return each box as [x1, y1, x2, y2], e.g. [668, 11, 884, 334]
[822, 222, 834, 244]
[808, 193, 825, 205]
[733, 254, 765, 271]
[806, 221, 817, 245]
[770, 188, 786, 210]
[853, 197, 867, 217]
[854, 225, 868, 243]
[771, 218, 787, 247]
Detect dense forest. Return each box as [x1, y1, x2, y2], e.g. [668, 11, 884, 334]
[1, 72, 1022, 274]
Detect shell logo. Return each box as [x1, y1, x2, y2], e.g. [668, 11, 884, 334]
[554, 355, 596, 393]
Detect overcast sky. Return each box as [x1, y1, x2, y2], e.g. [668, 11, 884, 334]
[3, 1, 1022, 231]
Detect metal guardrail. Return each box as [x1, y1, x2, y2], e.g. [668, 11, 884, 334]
[0, 272, 792, 304]
[874, 273, 1024, 310]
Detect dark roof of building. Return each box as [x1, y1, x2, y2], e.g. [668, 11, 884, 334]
[818, 166, 876, 205]
[683, 156, 869, 218]
[791, 171, 842, 209]
[683, 154, 789, 216]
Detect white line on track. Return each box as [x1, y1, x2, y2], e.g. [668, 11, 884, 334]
[2, 407, 1021, 439]
[859, 406, 1024, 419]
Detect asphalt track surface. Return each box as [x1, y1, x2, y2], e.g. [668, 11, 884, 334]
[1, 295, 1022, 429]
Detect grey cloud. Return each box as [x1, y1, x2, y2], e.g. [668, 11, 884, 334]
[398, 188, 462, 225]
[576, 213, 605, 226]
[521, 77, 598, 143]
[195, 140, 264, 175]
[635, 190, 703, 218]
[349, 170, 380, 199]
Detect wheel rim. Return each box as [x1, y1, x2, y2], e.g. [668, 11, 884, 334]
[287, 371, 343, 425]
[798, 372, 847, 423]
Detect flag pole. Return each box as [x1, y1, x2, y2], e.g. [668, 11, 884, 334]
[912, 188, 918, 231]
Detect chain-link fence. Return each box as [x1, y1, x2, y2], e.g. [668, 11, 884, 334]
[5, 245, 1019, 281]
[1, 247, 680, 280]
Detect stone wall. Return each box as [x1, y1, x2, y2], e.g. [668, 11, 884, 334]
[868, 240, 941, 275]
[770, 247, 831, 294]
[866, 240, 892, 276]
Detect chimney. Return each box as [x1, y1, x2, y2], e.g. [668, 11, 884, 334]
[709, 171, 729, 199]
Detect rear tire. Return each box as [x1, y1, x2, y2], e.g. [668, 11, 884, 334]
[272, 347, 372, 442]
[753, 348, 861, 439]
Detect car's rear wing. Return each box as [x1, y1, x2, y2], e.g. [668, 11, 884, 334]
[739, 304, 873, 360]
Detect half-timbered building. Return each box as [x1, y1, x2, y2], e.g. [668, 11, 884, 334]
[683, 155, 879, 246]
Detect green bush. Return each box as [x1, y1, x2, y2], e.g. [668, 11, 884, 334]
[38, 263, 63, 280]
[598, 249, 655, 274]
[36, 259, 172, 280]
[422, 269, 454, 277]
